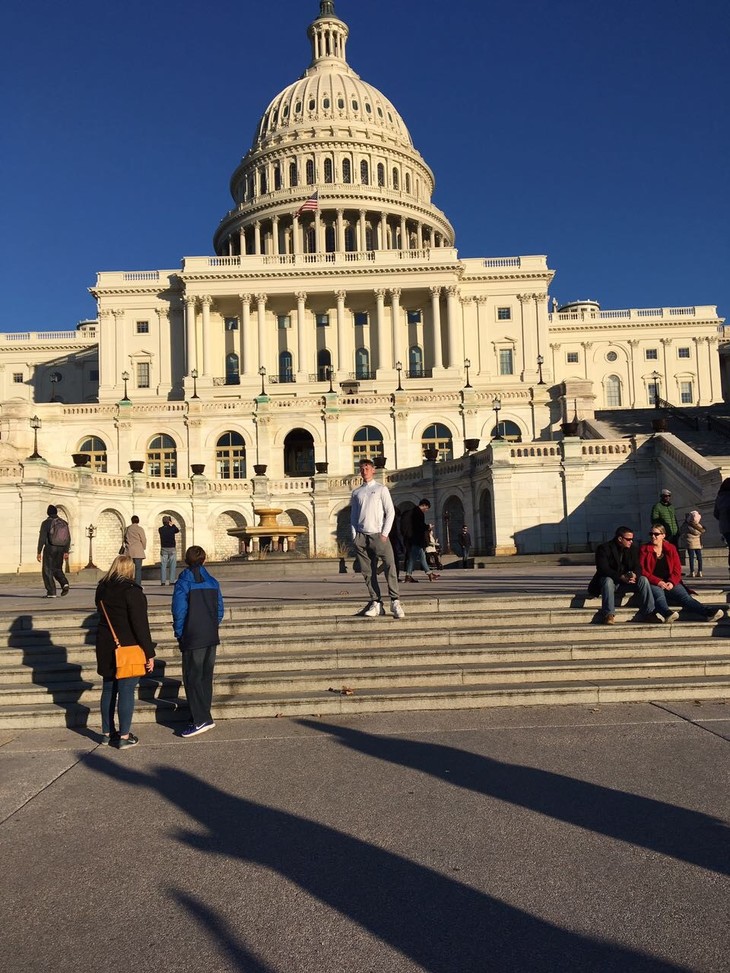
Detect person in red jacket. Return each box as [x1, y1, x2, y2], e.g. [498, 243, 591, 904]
[639, 525, 724, 623]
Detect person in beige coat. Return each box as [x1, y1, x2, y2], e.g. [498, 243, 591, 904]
[678, 510, 706, 578]
[123, 515, 147, 585]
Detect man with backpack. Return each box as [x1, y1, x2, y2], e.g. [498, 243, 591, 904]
[36, 504, 71, 598]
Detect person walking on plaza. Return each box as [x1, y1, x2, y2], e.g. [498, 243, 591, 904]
[158, 515, 180, 586]
[36, 504, 71, 598]
[172, 546, 224, 737]
[95, 555, 155, 748]
[678, 510, 705, 578]
[651, 488, 679, 547]
[588, 526, 656, 624]
[350, 458, 405, 618]
[639, 524, 723, 623]
[404, 499, 438, 582]
[713, 478, 730, 577]
[123, 515, 147, 585]
[459, 525, 472, 569]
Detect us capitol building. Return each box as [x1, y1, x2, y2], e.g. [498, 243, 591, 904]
[0, 1, 726, 571]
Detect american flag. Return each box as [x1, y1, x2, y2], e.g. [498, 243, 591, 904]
[295, 191, 319, 217]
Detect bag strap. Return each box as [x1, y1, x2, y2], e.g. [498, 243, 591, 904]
[98, 600, 121, 649]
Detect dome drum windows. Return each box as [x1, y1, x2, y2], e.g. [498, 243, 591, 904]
[342, 158, 352, 184]
[324, 158, 333, 183]
[360, 160, 369, 185]
[306, 159, 315, 185]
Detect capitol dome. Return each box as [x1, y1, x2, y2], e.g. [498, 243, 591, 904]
[213, 0, 454, 258]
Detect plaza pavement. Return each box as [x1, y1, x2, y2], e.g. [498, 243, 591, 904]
[1, 563, 728, 971]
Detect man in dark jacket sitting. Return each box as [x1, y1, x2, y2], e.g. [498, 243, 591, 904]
[588, 526, 656, 624]
[172, 545, 224, 736]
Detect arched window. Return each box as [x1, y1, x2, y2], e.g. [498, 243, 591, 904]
[360, 160, 369, 185]
[606, 374, 622, 407]
[355, 347, 370, 380]
[344, 225, 356, 252]
[421, 423, 453, 462]
[279, 351, 294, 384]
[305, 226, 316, 253]
[324, 158, 333, 183]
[78, 436, 107, 472]
[392, 167, 399, 190]
[490, 420, 521, 443]
[216, 432, 246, 479]
[273, 165, 282, 190]
[317, 349, 332, 382]
[409, 345, 424, 378]
[289, 161, 298, 187]
[147, 435, 177, 478]
[405, 172, 411, 194]
[325, 224, 336, 253]
[259, 170, 267, 194]
[225, 353, 240, 385]
[342, 158, 352, 184]
[377, 163, 385, 187]
[306, 159, 315, 184]
[284, 428, 315, 476]
[353, 426, 384, 470]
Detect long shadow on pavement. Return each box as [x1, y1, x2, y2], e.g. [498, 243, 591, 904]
[85, 754, 686, 972]
[298, 720, 729, 878]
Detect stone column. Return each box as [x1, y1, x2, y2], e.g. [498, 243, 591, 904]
[489, 441, 518, 555]
[445, 286, 461, 369]
[389, 288, 401, 369]
[532, 292, 549, 381]
[296, 292, 308, 380]
[239, 294, 252, 376]
[374, 289, 386, 374]
[627, 339, 639, 407]
[98, 308, 116, 399]
[293, 217, 302, 255]
[238, 227, 246, 256]
[272, 216, 280, 256]
[517, 294, 533, 381]
[336, 209, 345, 253]
[185, 297, 197, 374]
[358, 210, 367, 252]
[200, 295, 212, 377]
[400, 216, 407, 250]
[256, 294, 268, 370]
[254, 221, 262, 255]
[430, 287, 444, 371]
[157, 306, 172, 395]
[335, 290, 347, 371]
[475, 296, 488, 377]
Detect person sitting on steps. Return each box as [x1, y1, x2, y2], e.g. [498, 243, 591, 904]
[639, 524, 723, 624]
[588, 525, 656, 625]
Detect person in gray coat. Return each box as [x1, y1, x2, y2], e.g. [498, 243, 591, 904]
[123, 515, 147, 585]
[713, 478, 730, 576]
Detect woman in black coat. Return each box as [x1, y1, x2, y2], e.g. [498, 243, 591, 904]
[95, 555, 156, 748]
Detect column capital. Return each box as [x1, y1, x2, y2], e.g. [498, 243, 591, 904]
[389, 288, 402, 302]
[549, 343, 561, 351]
[335, 290, 347, 302]
[156, 306, 169, 321]
[238, 293, 252, 306]
[429, 286, 442, 299]
[446, 285, 459, 298]
[200, 295, 213, 307]
[531, 293, 547, 302]
[517, 293, 532, 304]
[185, 295, 197, 308]
[256, 293, 268, 307]
[295, 291, 307, 303]
[375, 288, 387, 300]
[660, 337, 672, 345]
[475, 295, 489, 305]
[627, 339, 639, 347]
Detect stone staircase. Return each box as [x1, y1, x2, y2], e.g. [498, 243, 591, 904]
[2, 592, 730, 729]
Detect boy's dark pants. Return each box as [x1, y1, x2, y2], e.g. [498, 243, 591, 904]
[182, 645, 217, 725]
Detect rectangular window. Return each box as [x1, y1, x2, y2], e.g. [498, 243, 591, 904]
[136, 362, 150, 388]
[648, 382, 660, 406]
[680, 381, 693, 404]
[499, 349, 514, 375]
[277, 315, 291, 330]
[677, 347, 690, 359]
[645, 348, 658, 360]
[316, 313, 330, 328]
[136, 320, 149, 334]
[354, 311, 368, 327]
[225, 317, 239, 331]
[12, 372, 23, 383]
[407, 310, 422, 324]
[566, 352, 579, 363]
[497, 307, 511, 321]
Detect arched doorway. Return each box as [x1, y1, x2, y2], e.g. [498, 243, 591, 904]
[214, 510, 247, 559]
[478, 489, 495, 555]
[442, 495, 465, 554]
[284, 429, 315, 476]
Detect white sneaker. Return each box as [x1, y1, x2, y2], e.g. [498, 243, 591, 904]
[363, 601, 385, 617]
[654, 612, 666, 623]
[706, 609, 724, 623]
[391, 599, 405, 619]
[665, 611, 680, 624]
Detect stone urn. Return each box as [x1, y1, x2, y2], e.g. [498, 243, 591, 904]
[72, 453, 90, 467]
[253, 464, 268, 476]
[464, 438, 480, 453]
[373, 456, 387, 469]
[191, 464, 205, 475]
[651, 418, 668, 433]
[315, 462, 329, 474]
[424, 447, 439, 462]
[561, 421, 579, 437]
[128, 460, 144, 473]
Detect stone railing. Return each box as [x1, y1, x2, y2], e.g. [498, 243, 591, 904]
[550, 305, 717, 323]
[0, 331, 96, 344]
[184, 248, 459, 273]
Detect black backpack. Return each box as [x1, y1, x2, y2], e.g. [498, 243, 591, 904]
[49, 517, 70, 547]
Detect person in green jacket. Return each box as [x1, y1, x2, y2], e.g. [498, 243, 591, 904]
[651, 488, 679, 546]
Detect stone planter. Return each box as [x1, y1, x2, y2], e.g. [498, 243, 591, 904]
[253, 464, 268, 476]
[315, 462, 329, 474]
[72, 453, 90, 467]
[424, 447, 439, 462]
[128, 460, 144, 473]
[191, 464, 205, 475]
[464, 438, 480, 453]
[373, 456, 387, 469]
[651, 418, 668, 433]
[561, 422, 579, 437]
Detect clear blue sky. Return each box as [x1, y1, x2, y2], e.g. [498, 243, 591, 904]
[1, 0, 728, 332]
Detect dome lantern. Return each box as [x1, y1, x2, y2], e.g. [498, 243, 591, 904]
[307, 0, 349, 69]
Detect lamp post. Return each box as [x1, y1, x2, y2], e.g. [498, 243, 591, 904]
[327, 366, 335, 393]
[492, 396, 503, 440]
[28, 415, 42, 459]
[190, 368, 199, 399]
[395, 361, 403, 391]
[258, 365, 267, 396]
[536, 354, 545, 385]
[85, 524, 98, 570]
[652, 370, 661, 408]
[49, 372, 58, 402]
[121, 370, 130, 402]
[464, 358, 472, 389]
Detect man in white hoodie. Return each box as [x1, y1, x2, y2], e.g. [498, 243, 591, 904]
[350, 458, 405, 618]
